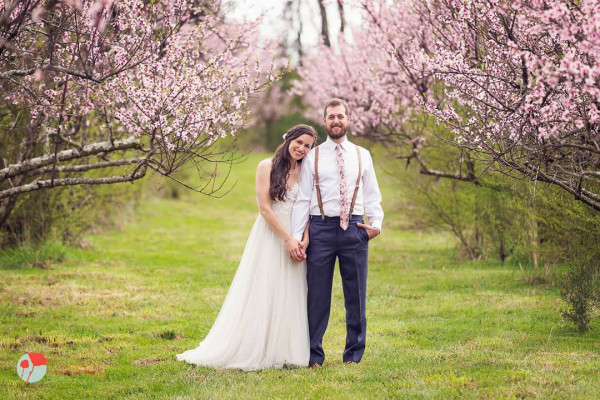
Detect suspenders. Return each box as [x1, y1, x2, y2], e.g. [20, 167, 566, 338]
[314, 145, 363, 220]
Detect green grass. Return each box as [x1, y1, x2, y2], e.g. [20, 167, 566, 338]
[1, 153, 600, 399]
[0, 241, 67, 269]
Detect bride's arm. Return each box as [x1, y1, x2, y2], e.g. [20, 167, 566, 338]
[301, 220, 310, 249]
[256, 159, 304, 260]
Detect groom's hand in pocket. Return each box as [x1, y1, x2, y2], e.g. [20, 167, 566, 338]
[356, 222, 381, 240]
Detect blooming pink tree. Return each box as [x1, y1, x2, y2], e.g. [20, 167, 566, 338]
[293, 0, 465, 180]
[0, 0, 281, 225]
[294, 0, 427, 137]
[296, 0, 600, 210]
[421, 0, 600, 210]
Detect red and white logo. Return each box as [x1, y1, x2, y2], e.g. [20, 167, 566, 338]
[17, 353, 47, 383]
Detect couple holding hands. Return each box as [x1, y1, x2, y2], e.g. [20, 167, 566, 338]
[177, 98, 384, 370]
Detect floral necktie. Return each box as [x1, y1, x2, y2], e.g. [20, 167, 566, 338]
[335, 144, 349, 230]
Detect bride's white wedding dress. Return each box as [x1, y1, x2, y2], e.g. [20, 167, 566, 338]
[176, 183, 310, 370]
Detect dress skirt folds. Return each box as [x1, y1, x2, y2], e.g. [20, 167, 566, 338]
[176, 184, 309, 370]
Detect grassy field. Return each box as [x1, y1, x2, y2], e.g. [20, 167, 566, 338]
[1, 153, 599, 399]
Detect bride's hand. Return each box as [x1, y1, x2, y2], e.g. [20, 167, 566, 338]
[286, 238, 304, 261]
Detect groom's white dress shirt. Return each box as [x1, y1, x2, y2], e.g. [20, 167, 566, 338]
[291, 136, 384, 240]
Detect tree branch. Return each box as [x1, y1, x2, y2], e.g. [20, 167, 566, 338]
[0, 136, 142, 182]
[0, 168, 147, 200]
[22, 158, 142, 179]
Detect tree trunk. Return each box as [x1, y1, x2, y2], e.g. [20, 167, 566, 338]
[338, 0, 345, 33]
[0, 196, 18, 228]
[317, 0, 331, 47]
[499, 234, 507, 264]
[0, 121, 42, 228]
[296, 0, 303, 63]
[529, 205, 540, 276]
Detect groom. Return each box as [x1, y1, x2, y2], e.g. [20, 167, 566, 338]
[291, 98, 384, 367]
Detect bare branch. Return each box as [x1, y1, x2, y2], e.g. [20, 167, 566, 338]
[0, 168, 147, 200]
[0, 136, 142, 182]
[22, 158, 142, 178]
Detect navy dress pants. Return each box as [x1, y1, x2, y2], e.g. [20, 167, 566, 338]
[306, 215, 369, 365]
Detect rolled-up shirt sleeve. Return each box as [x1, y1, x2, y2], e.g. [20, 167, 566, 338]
[291, 150, 315, 240]
[362, 150, 384, 231]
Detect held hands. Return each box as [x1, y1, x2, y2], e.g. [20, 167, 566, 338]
[286, 238, 306, 262]
[301, 235, 309, 252]
[356, 222, 381, 240]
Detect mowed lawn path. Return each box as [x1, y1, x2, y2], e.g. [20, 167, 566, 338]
[1, 154, 599, 399]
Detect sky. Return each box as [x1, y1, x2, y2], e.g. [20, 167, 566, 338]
[223, 0, 364, 63]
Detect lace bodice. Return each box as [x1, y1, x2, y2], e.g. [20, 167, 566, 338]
[271, 183, 299, 213]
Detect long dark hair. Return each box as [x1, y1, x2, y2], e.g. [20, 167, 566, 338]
[270, 124, 318, 201]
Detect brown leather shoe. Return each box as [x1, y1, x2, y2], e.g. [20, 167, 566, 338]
[308, 362, 322, 368]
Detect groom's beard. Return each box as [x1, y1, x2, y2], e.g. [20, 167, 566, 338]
[327, 125, 347, 140]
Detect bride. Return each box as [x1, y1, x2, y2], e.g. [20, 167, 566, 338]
[176, 124, 318, 370]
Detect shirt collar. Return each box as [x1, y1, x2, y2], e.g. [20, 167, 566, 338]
[324, 135, 353, 151]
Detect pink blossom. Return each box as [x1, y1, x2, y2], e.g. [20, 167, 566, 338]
[33, 69, 45, 82]
[1, 0, 283, 162]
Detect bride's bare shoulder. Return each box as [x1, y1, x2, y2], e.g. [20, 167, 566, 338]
[257, 157, 274, 171]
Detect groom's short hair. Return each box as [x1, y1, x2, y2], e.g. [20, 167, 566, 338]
[323, 98, 350, 118]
